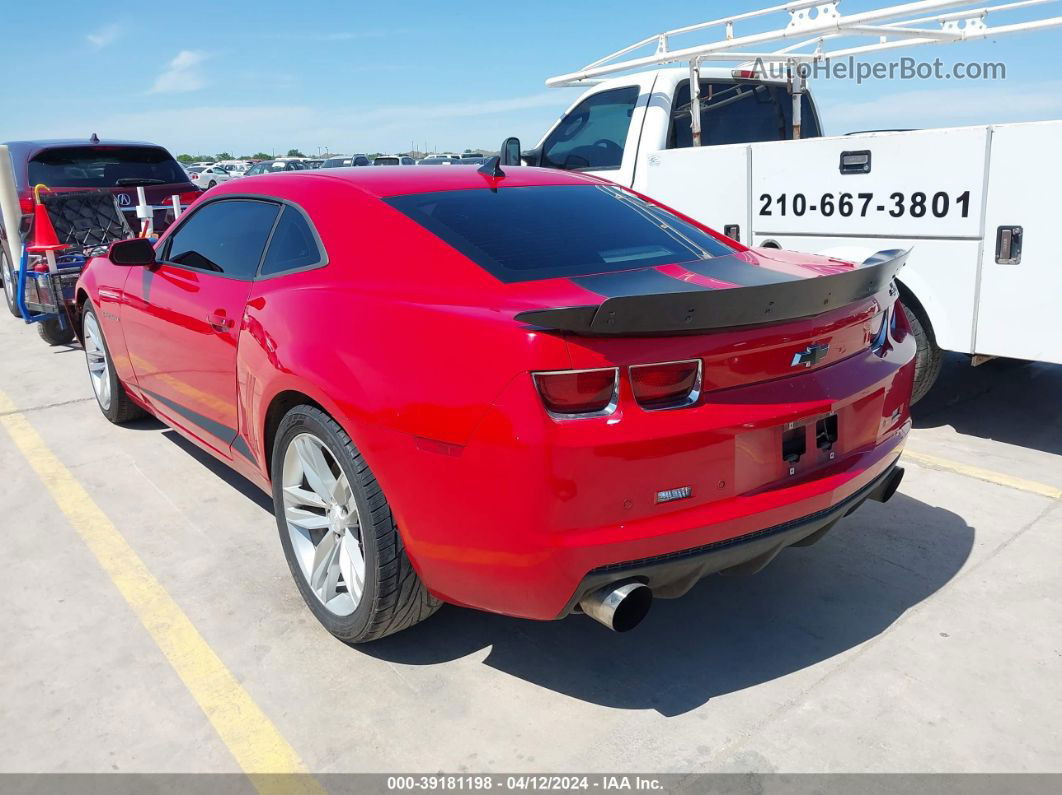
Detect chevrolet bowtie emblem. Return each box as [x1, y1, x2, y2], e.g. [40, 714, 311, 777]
[791, 343, 830, 368]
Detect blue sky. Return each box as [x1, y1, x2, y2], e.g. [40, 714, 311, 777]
[3, 0, 1061, 155]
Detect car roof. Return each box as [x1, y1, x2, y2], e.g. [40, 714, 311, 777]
[210, 165, 603, 199]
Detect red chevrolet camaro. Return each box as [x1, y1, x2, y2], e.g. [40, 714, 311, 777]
[75, 163, 915, 642]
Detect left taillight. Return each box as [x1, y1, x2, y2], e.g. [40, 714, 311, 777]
[533, 368, 618, 418]
[18, 190, 34, 215]
[630, 359, 702, 410]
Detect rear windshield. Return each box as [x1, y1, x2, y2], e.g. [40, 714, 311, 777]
[668, 80, 821, 148]
[374, 157, 400, 166]
[385, 184, 735, 282]
[28, 146, 189, 188]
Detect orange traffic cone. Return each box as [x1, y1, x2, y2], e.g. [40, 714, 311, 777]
[26, 188, 67, 254]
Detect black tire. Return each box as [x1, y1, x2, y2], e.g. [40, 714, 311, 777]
[207, 180, 216, 189]
[82, 304, 147, 424]
[2, 243, 21, 319]
[37, 316, 76, 346]
[271, 405, 440, 643]
[899, 296, 942, 405]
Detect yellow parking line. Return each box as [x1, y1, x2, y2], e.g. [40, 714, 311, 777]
[0, 391, 322, 794]
[903, 449, 1062, 500]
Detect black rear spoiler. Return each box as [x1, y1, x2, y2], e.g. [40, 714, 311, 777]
[514, 249, 908, 336]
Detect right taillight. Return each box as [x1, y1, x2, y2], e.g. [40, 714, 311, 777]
[533, 368, 618, 418]
[630, 359, 702, 410]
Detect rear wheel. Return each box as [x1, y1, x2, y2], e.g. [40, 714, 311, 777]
[82, 305, 147, 424]
[899, 295, 942, 405]
[207, 180, 217, 189]
[271, 405, 440, 643]
[2, 244, 21, 318]
[37, 316, 76, 346]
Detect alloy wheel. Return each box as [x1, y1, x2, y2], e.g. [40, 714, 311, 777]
[83, 312, 112, 410]
[3, 256, 15, 307]
[281, 433, 366, 616]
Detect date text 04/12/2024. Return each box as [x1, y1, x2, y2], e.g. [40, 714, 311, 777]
[385, 775, 665, 791]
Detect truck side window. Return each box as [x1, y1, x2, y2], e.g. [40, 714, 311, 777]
[667, 80, 820, 148]
[541, 86, 639, 171]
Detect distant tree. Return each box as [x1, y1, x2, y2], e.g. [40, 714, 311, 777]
[286, 148, 306, 158]
[176, 154, 194, 163]
[250, 152, 272, 160]
[215, 152, 233, 161]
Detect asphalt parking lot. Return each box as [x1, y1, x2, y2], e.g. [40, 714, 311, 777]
[1, 315, 1060, 776]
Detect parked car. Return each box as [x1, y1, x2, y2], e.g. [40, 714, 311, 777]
[305, 160, 324, 169]
[417, 156, 459, 165]
[372, 155, 415, 165]
[216, 160, 253, 177]
[244, 160, 306, 175]
[74, 165, 914, 642]
[185, 165, 233, 189]
[1, 137, 198, 325]
[323, 154, 372, 168]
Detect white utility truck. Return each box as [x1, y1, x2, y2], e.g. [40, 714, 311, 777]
[508, 0, 1062, 401]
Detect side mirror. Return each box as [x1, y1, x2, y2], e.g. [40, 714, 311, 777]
[500, 137, 522, 166]
[109, 237, 156, 267]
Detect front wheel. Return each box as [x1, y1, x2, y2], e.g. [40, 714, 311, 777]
[2, 244, 21, 318]
[82, 305, 147, 424]
[271, 405, 440, 643]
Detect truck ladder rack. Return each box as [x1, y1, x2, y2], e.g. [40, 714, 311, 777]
[546, 0, 1062, 87]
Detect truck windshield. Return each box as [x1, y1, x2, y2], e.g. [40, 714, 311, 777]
[668, 80, 820, 148]
[27, 146, 188, 188]
[385, 184, 735, 282]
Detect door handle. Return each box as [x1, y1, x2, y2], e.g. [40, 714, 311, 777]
[208, 311, 235, 332]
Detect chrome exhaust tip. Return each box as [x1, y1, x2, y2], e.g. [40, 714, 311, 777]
[579, 580, 652, 632]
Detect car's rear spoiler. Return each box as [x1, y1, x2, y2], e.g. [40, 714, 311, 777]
[514, 249, 908, 336]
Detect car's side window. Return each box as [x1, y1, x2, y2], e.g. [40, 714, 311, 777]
[161, 199, 280, 279]
[259, 205, 324, 277]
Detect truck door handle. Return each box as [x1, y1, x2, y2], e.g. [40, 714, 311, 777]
[995, 225, 1022, 264]
[208, 311, 235, 332]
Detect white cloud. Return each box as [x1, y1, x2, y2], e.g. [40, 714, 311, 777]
[86, 23, 123, 49]
[149, 50, 210, 94]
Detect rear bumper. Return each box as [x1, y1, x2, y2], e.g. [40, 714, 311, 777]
[558, 462, 903, 617]
[376, 330, 915, 622]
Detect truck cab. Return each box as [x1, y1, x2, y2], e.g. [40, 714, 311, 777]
[524, 68, 822, 189]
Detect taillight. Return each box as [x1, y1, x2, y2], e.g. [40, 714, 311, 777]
[629, 359, 702, 410]
[533, 368, 618, 418]
[869, 310, 888, 351]
[189, 173, 199, 180]
[178, 190, 202, 206]
[18, 191, 34, 215]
